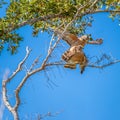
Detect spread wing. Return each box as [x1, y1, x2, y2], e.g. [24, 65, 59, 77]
[55, 30, 79, 46]
[62, 33, 80, 46]
[55, 29, 102, 74]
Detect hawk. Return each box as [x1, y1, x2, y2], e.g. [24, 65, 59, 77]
[55, 30, 103, 73]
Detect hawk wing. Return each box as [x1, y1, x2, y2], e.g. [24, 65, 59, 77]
[62, 33, 80, 46]
[55, 30, 79, 46]
[55, 30, 89, 48]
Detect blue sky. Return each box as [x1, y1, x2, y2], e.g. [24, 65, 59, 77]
[0, 2, 120, 120]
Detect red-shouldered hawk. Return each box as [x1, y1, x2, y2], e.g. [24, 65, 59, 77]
[55, 30, 103, 73]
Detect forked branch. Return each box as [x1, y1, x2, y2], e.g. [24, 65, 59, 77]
[2, 47, 31, 120]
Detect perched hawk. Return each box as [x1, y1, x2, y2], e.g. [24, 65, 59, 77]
[55, 30, 103, 73]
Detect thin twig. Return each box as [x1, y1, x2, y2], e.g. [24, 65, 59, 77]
[29, 55, 41, 72]
[88, 60, 120, 69]
[8, 47, 31, 81]
[48, 23, 64, 54]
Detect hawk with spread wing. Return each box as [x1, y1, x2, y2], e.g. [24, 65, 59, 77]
[55, 30, 103, 73]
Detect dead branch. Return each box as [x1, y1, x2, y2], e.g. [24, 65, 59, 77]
[2, 47, 31, 120]
[8, 47, 31, 81]
[36, 111, 63, 120]
[88, 60, 120, 69]
[87, 53, 120, 69]
[29, 55, 41, 72]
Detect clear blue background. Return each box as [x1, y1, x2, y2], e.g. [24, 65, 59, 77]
[0, 2, 120, 120]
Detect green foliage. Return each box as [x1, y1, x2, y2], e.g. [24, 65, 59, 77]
[0, 0, 120, 54]
[105, 0, 120, 20]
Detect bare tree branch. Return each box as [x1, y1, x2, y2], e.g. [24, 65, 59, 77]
[88, 60, 120, 69]
[90, 0, 99, 8]
[36, 111, 63, 120]
[2, 47, 31, 120]
[8, 47, 31, 82]
[29, 55, 41, 72]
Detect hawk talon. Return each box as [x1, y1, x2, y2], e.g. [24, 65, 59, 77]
[64, 64, 76, 69]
